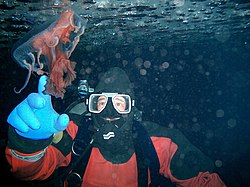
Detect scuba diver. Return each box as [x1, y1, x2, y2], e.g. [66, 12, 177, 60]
[5, 67, 226, 187]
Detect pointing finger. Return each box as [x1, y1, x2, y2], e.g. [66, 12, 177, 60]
[7, 110, 30, 133]
[16, 103, 40, 130]
[27, 93, 46, 109]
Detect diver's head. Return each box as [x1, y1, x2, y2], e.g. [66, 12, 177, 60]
[87, 67, 136, 163]
[88, 67, 135, 129]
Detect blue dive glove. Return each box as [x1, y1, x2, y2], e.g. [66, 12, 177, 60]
[7, 75, 70, 140]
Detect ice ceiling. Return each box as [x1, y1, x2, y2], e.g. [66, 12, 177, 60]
[0, 0, 249, 50]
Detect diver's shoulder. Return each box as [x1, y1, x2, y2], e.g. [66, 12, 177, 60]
[141, 121, 180, 138]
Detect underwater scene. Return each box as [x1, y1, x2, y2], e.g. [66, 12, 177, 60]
[0, 0, 249, 186]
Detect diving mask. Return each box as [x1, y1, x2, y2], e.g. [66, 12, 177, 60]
[87, 93, 134, 114]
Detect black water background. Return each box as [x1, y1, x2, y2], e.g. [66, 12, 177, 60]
[0, 29, 250, 187]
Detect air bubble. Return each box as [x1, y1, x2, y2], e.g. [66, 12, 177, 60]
[162, 62, 170, 69]
[115, 53, 121, 59]
[140, 69, 147, 75]
[216, 109, 225, 118]
[227, 118, 237, 128]
[149, 46, 155, 52]
[215, 160, 223, 168]
[144, 61, 151, 68]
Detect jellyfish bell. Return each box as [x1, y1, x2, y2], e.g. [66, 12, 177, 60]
[11, 14, 60, 74]
[11, 10, 87, 99]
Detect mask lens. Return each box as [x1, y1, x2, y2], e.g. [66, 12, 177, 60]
[112, 95, 131, 114]
[89, 94, 108, 113]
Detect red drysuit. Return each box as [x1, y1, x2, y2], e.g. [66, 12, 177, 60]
[6, 121, 226, 187]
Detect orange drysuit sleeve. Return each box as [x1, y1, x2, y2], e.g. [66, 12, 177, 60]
[5, 121, 78, 180]
[152, 137, 226, 187]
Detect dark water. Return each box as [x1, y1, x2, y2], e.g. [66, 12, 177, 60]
[0, 0, 250, 186]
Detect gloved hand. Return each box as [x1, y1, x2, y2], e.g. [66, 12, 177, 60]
[7, 75, 69, 140]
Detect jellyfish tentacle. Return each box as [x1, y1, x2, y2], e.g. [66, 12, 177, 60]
[36, 48, 44, 70]
[28, 52, 35, 64]
[14, 60, 32, 94]
[27, 52, 38, 72]
[75, 19, 83, 33]
[66, 37, 77, 58]
[46, 35, 59, 48]
[69, 13, 79, 33]
[30, 52, 45, 75]
[36, 65, 45, 75]
[36, 48, 47, 75]
[69, 13, 75, 27]
[66, 26, 85, 58]
[50, 46, 56, 63]
[29, 52, 40, 74]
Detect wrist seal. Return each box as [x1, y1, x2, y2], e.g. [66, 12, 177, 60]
[7, 126, 53, 154]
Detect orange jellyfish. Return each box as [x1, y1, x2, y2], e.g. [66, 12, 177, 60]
[11, 10, 87, 99]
